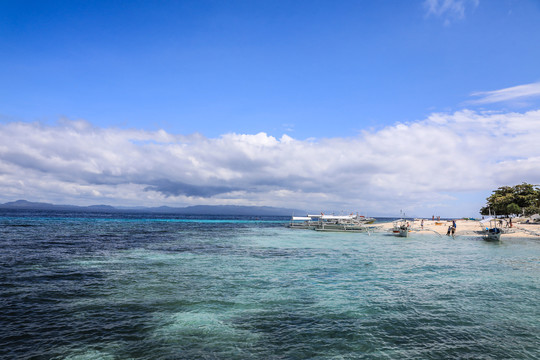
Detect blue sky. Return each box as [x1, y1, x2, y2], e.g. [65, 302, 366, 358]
[1, 0, 540, 216]
[3, 0, 539, 136]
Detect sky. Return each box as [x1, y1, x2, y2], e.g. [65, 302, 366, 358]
[1, 0, 540, 217]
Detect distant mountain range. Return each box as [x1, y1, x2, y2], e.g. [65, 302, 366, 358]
[0, 200, 302, 216]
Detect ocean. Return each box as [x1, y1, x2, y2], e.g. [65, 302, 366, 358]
[1, 210, 539, 359]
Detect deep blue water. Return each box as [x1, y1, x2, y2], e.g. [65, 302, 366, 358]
[1, 210, 539, 359]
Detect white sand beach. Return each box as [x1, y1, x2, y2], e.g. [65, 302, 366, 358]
[376, 219, 540, 239]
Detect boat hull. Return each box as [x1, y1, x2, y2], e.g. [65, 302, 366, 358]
[398, 229, 409, 237]
[316, 224, 368, 232]
[483, 228, 501, 241]
[288, 223, 317, 230]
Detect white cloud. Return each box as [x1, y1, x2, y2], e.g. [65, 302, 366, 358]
[1, 109, 540, 216]
[424, 0, 479, 24]
[470, 81, 540, 104]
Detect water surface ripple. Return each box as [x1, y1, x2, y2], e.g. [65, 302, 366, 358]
[1, 210, 539, 359]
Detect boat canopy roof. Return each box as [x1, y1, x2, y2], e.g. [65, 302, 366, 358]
[292, 216, 312, 221]
[320, 215, 355, 220]
[480, 217, 495, 224]
[305, 213, 369, 220]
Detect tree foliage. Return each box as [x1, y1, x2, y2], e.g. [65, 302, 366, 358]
[524, 206, 540, 216]
[506, 203, 521, 216]
[480, 183, 540, 216]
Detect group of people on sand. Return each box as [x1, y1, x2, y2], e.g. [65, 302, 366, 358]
[446, 220, 457, 236]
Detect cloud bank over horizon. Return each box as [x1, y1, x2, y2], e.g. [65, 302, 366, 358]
[2, 108, 540, 217]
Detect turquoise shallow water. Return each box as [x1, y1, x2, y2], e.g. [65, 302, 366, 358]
[1, 210, 539, 359]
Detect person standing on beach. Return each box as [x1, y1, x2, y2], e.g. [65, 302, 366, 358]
[451, 220, 457, 237]
[421, 219, 424, 229]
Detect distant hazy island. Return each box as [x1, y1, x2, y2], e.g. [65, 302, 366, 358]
[0, 200, 302, 216]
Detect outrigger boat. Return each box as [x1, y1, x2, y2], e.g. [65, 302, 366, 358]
[391, 218, 410, 237]
[316, 215, 368, 232]
[480, 218, 502, 242]
[391, 210, 411, 237]
[288, 213, 375, 233]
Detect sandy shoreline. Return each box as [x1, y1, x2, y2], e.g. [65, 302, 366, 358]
[375, 219, 540, 239]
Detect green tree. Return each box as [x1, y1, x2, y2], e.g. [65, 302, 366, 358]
[506, 203, 521, 216]
[481, 183, 540, 216]
[524, 206, 540, 216]
[513, 183, 540, 209]
[481, 186, 513, 215]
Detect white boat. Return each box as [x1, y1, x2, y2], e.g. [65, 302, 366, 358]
[316, 215, 366, 232]
[355, 215, 376, 224]
[391, 219, 410, 237]
[398, 225, 410, 237]
[480, 218, 502, 241]
[484, 227, 501, 241]
[315, 215, 369, 232]
[288, 216, 317, 229]
[289, 213, 374, 232]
